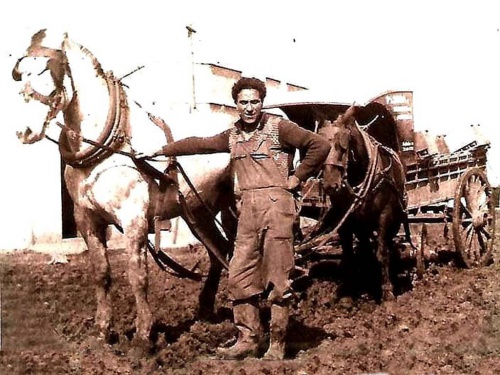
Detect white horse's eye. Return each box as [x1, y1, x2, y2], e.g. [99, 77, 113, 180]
[18, 57, 55, 97]
[38, 67, 49, 76]
[18, 56, 50, 76]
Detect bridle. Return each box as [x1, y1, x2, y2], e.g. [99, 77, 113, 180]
[12, 46, 71, 143]
[321, 122, 350, 179]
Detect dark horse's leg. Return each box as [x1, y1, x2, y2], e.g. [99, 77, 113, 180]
[376, 209, 396, 302]
[338, 225, 356, 300]
[74, 206, 113, 340]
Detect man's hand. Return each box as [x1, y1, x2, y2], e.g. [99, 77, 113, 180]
[287, 175, 301, 191]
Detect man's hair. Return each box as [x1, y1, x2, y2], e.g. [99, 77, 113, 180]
[231, 77, 267, 102]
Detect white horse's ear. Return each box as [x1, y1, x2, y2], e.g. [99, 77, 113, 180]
[62, 33, 80, 58]
[62, 33, 82, 55]
[29, 29, 47, 50]
[29, 28, 66, 51]
[62, 33, 71, 51]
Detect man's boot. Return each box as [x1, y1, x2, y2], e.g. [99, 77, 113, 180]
[263, 302, 289, 360]
[216, 298, 262, 359]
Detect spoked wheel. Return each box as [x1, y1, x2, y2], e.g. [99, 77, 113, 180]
[452, 167, 496, 268]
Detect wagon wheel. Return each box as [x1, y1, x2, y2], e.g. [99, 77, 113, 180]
[452, 167, 496, 268]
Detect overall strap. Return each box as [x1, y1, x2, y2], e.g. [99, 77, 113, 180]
[229, 115, 291, 191]
[258, 116, 290, 180]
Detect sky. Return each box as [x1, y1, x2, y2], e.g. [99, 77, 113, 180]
[1, 0, 500, 181]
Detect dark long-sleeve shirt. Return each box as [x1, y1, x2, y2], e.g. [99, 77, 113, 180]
[157, 113, 331, 182]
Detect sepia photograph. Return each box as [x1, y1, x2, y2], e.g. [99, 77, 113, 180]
[1, 1, 499, 374]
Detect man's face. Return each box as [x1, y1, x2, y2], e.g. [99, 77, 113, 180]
[236, 89, 263, 124]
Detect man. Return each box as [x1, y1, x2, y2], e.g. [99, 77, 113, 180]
[137, 77, 331, 360]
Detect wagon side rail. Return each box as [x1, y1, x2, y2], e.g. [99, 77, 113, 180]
[406, 143, 489, 211]
[404, 142, 495, 269]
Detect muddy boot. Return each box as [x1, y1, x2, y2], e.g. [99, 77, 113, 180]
[263, 302, 289, 360]
[216, 298, 262, 360]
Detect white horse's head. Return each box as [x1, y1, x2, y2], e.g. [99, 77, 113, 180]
[12, 29, 72, 144]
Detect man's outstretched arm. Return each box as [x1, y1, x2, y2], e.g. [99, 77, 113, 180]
[136, 129, 231, 159]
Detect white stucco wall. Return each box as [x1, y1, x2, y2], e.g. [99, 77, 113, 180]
[1, 92, 63, 251]
[1, 151, 62, 250]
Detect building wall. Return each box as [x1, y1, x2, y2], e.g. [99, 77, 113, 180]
[1, 138, 64, 251]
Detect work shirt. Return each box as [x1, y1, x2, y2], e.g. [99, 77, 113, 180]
[158, 113, 331, 185]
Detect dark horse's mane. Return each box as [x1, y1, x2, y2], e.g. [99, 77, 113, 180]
[355, 102, 401, 154]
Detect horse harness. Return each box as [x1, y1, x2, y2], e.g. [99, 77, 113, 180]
[14, 43, 229, 278]
[296, 125, 409, 252]
[343, 129, 408, 214]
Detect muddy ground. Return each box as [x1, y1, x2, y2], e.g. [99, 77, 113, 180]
[1, 220, 500, 375]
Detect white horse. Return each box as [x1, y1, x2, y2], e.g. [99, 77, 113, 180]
[11, 29, 235, 346]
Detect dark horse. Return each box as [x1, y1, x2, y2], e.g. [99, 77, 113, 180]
[319, 106, 408, 301]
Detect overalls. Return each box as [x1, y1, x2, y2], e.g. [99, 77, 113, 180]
[228, 116, 297, 302]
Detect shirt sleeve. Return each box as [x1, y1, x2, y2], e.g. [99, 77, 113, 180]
[278, 120, 331, 181]
[158, 129, 231, 156]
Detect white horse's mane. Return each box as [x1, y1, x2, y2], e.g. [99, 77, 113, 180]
[28, 29, 106, 78]
[61, 33, 106, 79]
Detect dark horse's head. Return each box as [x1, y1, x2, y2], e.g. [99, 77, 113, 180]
[319, 106, 356, 196]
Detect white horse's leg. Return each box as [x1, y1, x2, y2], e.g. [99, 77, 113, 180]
[125, 219, 152, 343]
[74, 205, 113, 338]
[118, 186, 153, 344]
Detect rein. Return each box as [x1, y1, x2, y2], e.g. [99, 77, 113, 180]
[342, 128, 379, 201]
